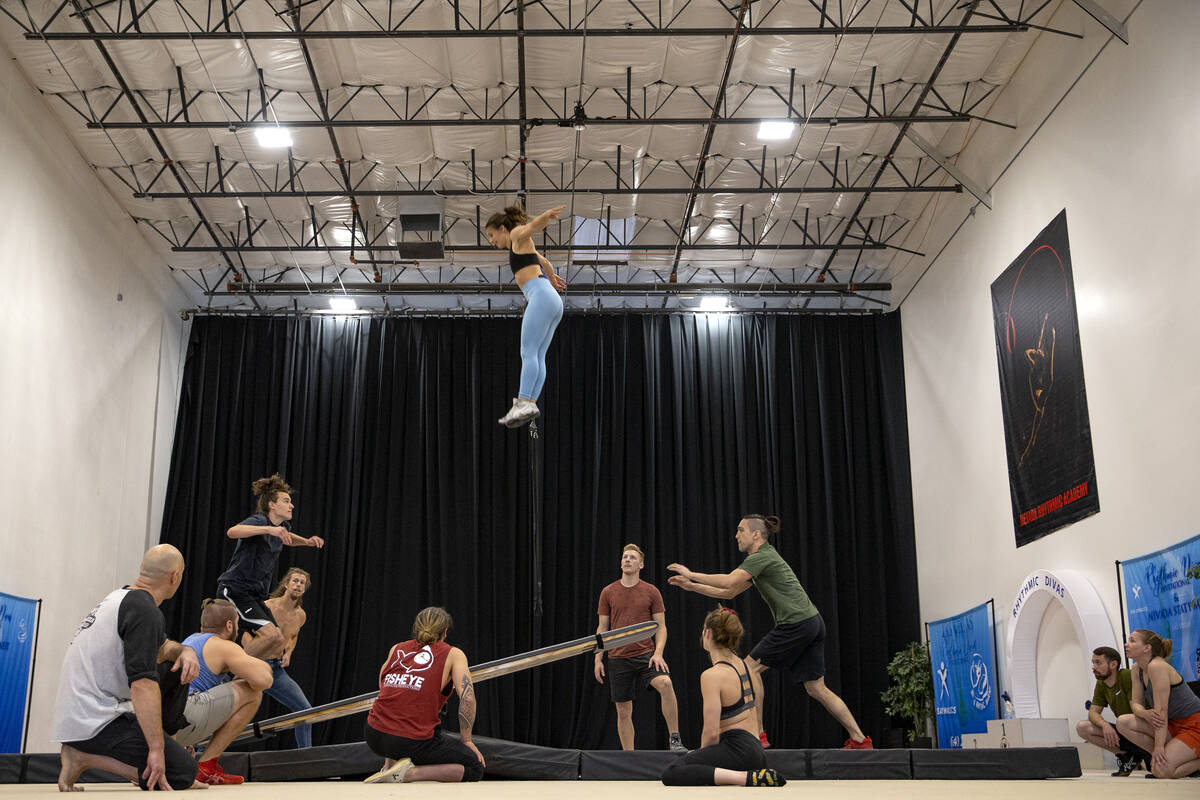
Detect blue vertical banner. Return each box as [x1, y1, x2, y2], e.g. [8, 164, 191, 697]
[0, 591, 39, 753]
[1121, 533, 1200, 681]
[928, 601, 998, 749]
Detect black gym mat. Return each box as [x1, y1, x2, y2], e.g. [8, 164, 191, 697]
[910, 747, 1081, 779]
[811, 749, 912, 779]
[0, 743, 1084, 782]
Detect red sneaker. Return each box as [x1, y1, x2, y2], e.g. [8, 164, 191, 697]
[197, 758, 245, 785]
[841, 735, 874, 750]
[759, 731, 771, 749]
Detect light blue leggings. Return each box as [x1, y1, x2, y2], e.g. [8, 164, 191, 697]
[519, 276, 564, 400]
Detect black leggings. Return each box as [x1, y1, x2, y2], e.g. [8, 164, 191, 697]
[661, 728, 766, 786]
[365, 723, 484, 782]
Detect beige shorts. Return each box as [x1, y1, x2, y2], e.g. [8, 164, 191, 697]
[173, 682, 237, 747]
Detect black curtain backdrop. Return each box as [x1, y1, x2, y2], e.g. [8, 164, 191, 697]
[159, 312, 919, 752]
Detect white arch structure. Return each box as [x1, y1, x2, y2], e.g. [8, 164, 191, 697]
[1006, 568, 1117, 718]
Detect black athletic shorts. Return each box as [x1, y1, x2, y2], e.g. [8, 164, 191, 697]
[1117, 731, 1151, 762]
[217, 583, 277, 634]
[748, 613, 826, 683]
[607, 653, 669, 703]
[364, 723, 484, 782]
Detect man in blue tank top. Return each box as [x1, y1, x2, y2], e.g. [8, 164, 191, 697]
[174, 599, 274, 784]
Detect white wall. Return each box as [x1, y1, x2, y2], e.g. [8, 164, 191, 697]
[0, 38, 190, 750]
[901, 0, 1199, 737]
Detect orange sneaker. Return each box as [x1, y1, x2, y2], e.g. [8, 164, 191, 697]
[197, 758, 245, 785]
[759, 731, 771, 749]
[842, 735, 873, 750]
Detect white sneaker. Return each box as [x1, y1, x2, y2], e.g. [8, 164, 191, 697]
[364, 757, 412, 784]
[498, 398, 540, 428]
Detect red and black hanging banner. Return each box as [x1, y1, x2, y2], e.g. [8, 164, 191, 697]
[990, 210, 1099, 547]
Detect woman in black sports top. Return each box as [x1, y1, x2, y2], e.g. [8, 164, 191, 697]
[484, 203, 567, 428]
[661, 607, 785, 787]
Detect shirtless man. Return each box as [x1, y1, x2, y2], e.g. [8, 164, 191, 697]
[263, 568, 315, 748]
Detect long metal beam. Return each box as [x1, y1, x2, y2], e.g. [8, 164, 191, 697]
[86, 114, 969, 130]
[57, 0, 243, 295]
[26, 25, 1029, 41]
[174, 243, 886, 253]
[669, 0, 750, 282]
[901, 128, 991, 208]
[1071, 0, 1128, 44]
[183, 306, 883, 318]
[213, 621, 663, 745]
[285, 0, 375, 267]
[814, 1, 981, 283]
[515, 0, 529, 203]
[218, 281, 890, 296]
[136, 186, 962, 199]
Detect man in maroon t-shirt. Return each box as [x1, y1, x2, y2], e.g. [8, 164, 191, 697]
[595, 544, 685, 751]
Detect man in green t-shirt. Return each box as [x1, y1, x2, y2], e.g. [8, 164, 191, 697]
[667, 514, 871, 750]
[1076, 646, 1149, 776]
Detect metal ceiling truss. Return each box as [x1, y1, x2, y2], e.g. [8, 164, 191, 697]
[17, 0, 1043, 40]
[119, 146, 964, 198]
[217, 280, 891, 296]
[144, 206, 910, 256]
[73, 81, 973, 130]
[5, 0, 1107, 313]
[810, 0, 982, 289]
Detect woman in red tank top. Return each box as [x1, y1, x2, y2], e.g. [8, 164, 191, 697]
[363, 608, 486, 783]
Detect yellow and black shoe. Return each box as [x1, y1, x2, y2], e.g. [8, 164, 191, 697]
[747, 768, 786, 787]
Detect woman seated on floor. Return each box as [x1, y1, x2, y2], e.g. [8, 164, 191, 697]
[661, 607, 784, 787]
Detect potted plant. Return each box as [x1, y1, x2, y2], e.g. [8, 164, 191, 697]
[880, 641, 934, 748]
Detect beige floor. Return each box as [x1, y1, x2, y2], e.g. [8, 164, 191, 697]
[1, 772, 1196, 798]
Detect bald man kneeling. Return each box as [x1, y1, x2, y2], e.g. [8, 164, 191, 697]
[53, 544, 205, 792]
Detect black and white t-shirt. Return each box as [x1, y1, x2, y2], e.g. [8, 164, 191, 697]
[54, 588, 165, 742]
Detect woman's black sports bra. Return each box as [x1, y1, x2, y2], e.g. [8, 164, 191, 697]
[714, 658, 757, 720]
[509, 250, 541, 274]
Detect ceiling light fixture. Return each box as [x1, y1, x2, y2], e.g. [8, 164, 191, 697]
[255, 126, 293, 148]
[328, 297, 358, 312]
[699, 296, 732, 312]
[757, 120, 795, 141]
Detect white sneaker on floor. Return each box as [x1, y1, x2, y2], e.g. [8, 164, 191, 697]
[364, 757, 413, 784]
[498, 398, 540, 428]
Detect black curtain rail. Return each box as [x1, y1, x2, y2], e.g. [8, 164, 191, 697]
[27, 24, 1029, 41]
[173, 243, 888, 252]
[217, 281, 890, 295]
[136, 186, 961, 199]
[88, 115, 968, 130]
[180, 307, 883, 318]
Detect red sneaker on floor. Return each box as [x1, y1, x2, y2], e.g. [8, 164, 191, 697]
[842, 735, 874, 750]
[197, 758, 245, 785]
[759, 731, 771, 749]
